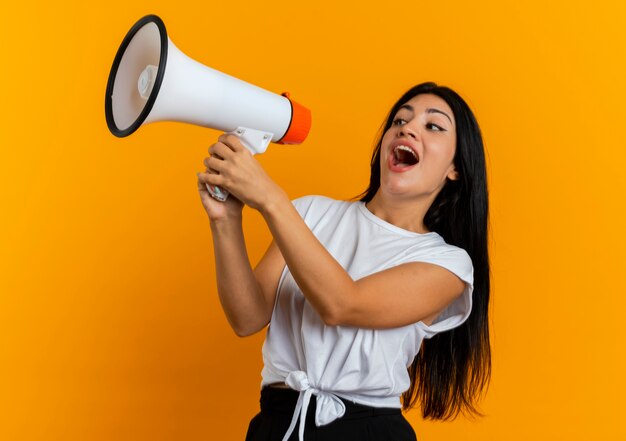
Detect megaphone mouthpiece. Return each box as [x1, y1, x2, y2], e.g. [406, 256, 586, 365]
[138, 65, 158, 99]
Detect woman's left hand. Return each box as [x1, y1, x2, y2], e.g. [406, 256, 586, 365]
[202, 133, 285, 212]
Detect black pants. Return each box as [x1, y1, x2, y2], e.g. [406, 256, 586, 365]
[245, 387, 417, 441]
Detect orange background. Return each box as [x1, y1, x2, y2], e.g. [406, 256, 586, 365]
[1, 1, 625, 440]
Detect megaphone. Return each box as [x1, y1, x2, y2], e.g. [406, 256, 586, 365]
[105, 14, 311, 201]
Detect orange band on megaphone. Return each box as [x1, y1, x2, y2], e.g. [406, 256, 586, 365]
[278, 92, 312, 145]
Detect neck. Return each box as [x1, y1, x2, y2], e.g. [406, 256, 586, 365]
[365, 191, 432, 234]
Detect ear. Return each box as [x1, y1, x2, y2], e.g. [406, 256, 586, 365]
[447, 167, 459, 181]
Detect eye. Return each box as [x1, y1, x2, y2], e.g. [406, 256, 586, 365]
[426, 123, 446, 132]
[392, 118, 407, 126]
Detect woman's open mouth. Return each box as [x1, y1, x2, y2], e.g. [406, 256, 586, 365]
[388, 145, 419, 172]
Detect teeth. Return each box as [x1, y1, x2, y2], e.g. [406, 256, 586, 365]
[394, 145, 418, 160]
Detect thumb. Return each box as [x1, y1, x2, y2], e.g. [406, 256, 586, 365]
[197, 173, 210, 193]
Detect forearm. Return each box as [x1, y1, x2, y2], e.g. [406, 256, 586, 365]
[210, 218, 270, 336]
[260, 194, 355, 325]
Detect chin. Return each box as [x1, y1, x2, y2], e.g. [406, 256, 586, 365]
[381, 181, 414, 197]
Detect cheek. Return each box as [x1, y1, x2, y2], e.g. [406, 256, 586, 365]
[381, 130, 394, 146]
[428, 135, 456, 161]
[379, 132, 393, 161]
[418, 146, 454, 181]
[447, 134, 457, 159]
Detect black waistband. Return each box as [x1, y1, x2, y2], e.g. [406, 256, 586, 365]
[260, 386, 402, 420]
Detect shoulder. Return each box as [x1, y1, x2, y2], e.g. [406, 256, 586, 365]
[291, 195, 342, 210]
[290, 195, 357, 233]
[291, 195, 352, 218]
[403, 240, 474, 286]
[437, 242, 473, 264]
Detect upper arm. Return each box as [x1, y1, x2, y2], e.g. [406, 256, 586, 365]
[253, 240, 286, 324]
[337, 262, 467, 329]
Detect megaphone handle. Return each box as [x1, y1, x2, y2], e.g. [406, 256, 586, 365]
[206, 183, 229, 202]
[206, 127, 273, 202]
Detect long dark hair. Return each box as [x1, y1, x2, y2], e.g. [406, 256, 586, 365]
[356, 82, 491, 420]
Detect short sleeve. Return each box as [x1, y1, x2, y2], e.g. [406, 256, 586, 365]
[291, 195, 315, 216]
[290, 195, 337, 230]
[414, 247, 474, 338]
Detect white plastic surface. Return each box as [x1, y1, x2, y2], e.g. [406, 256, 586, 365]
[145, 37, 293, 141]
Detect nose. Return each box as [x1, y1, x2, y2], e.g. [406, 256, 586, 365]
[398, 125, 418, 140]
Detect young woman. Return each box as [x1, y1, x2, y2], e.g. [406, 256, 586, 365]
[196, 82, 491, 441]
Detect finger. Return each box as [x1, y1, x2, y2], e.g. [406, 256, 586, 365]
[203, 156, 220, 170]
[204, 156, 228, 174]
[198, 171, 225, 187]
[197, 173, 209, 192]
[203, 157, 218, 173]
[218, 133, 246, 152]
[209, 141, 235, 159]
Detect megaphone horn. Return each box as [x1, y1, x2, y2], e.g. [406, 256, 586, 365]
[105, 14, 312, 201]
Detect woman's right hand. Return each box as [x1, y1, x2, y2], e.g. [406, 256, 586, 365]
[197, 169, 244, 223]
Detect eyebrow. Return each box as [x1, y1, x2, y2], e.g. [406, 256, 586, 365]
[398, 104, 453, 124]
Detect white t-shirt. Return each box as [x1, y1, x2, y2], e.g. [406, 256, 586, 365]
[259, 195, 474, 441]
